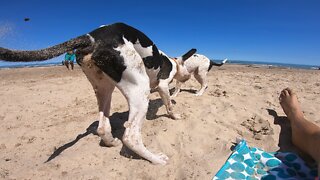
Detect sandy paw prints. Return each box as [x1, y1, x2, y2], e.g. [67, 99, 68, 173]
[240, 115, 274, 140]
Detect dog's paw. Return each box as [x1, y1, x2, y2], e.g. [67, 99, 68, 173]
[151, 153, 169, 165]
[102, 137, 122, 147]
[194, 92, 204, 96]
[171, 93, 178, 98]
[170, 113, 181, 120]
[111, 138, 122, 146]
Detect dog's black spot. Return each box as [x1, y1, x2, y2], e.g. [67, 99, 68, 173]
[92, 46, 126, 83]
[142, 45, 162, 69]
[157, 54, 172, 80]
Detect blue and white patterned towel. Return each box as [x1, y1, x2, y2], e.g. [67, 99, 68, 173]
[213, 140, 318, 180]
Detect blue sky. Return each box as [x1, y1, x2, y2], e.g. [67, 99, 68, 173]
[0, 0, 319, 66]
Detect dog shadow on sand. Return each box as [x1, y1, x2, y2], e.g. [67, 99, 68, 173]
[168, 87, 197, 95]
[46, 98, 172, 163]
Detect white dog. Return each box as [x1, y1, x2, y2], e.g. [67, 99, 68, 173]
[0, 22, 196, 165]
[172, 54, 227, 96]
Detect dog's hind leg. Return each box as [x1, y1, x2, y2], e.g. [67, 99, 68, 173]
[80, 54, 121, 147]
[113, 44, 168, 164]
[158, 79, 180, 119]
[171, 80, 182, 97]
[194, 71, 208, 96]
[96, 82, 122, 147]
[117, 71, 169, 165]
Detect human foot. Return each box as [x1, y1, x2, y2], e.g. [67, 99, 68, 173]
[279, 88, 304, 120]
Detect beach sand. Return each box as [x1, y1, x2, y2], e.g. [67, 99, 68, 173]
[0, 64, 319, 179]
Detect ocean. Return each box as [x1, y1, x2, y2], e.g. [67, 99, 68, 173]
[0, 59, 319, 70]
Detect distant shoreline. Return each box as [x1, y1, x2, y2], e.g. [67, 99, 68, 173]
[0, 62, 63, 69]
[226, 60, 319, 70]
[0, 60, 319, 70]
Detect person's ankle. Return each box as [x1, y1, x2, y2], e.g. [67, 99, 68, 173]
[287, 110, 304, 121]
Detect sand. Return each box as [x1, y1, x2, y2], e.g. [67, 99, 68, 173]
[0, 64, 319, 179]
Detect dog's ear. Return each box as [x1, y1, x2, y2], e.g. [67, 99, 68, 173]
[182, 48, 197, 61]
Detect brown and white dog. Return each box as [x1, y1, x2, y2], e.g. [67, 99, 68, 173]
[0, 22, 196, 165]
[172, 54, 227, 97]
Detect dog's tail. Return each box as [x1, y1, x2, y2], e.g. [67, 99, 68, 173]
[208, 58, 227, 71]
[0, 35, 92, 62]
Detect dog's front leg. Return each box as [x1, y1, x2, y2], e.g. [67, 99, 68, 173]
[158, 80, 180, 119]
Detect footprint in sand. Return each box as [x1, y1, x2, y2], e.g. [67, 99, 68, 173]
[241, 115, 273, 140]
[208, 89, 227, 97]
[0, 168, 9, 179]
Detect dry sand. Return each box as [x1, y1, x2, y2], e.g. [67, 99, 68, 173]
[0, 64, 319, 179]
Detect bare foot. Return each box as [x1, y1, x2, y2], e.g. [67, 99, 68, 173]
[279, 88, 304, 120]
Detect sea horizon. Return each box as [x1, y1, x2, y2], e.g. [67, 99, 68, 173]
[0, 59, 319, 70]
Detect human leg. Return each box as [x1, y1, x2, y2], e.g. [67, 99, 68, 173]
[64, 60, 69, 70]
[279, 88, 320, 169]
[70, 61, 74, 70]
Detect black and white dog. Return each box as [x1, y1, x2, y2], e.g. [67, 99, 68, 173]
[172, 54, 227, 96]
[0, 22, 196, 165]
